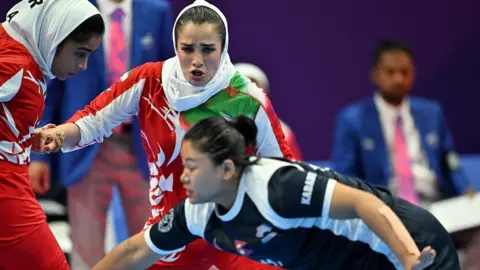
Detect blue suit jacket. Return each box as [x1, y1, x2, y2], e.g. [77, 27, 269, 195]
[31, 0, 174, 186]
[331, 96, 470, 197]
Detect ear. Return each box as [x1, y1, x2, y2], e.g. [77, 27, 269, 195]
[219, 159, 236, 181]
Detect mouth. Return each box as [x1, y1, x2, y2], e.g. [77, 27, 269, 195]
[190, 70, 205, 80]
[186, 189, 193, 197]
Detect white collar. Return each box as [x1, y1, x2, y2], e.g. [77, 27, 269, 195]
[215, 173, 247, 222]
[374, 93, 410, 119]
[97, 0, 132, 17]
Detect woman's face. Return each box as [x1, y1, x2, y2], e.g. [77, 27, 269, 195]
[51, 35, 101, 80]
[176, 22, 223, 86]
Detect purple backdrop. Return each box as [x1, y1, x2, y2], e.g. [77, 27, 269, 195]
[2, 0, 480, 160]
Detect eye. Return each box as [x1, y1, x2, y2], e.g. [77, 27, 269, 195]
[203, 47, 215, 54]
[181, 47, 194, 54]
[75, 52, 87, 58]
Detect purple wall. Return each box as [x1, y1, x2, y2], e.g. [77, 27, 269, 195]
[3, 0, 479, 160]
[216, 0, 480, 160]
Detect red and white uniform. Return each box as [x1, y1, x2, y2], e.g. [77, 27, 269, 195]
[0, 25, 68, 270]
[0, 0, 100, 269]
[67, 62, 292, 269]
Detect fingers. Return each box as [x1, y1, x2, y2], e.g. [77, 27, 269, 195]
[42, 123, 56, 129]
[412, 246, 436, 270]
[32, 124, 57, 152]
[51, 130, 65, 153]
[36, 129, 64, 153]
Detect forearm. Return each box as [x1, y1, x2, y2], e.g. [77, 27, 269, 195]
[354, 193, 420, 264]
[93, 232, 160, 270]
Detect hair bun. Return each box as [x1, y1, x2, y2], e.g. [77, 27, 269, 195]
[231, 115, 257, 147]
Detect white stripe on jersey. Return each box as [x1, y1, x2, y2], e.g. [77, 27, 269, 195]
[255, 106, 283, 157]
[0, 69, 23, 102]
[184, 200, 216, 239]
[244, 158, 403, 269]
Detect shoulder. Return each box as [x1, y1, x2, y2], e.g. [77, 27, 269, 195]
[129, 61, 164, 80]
[0, 27, 39, 78]
[337, 98, 373, 122]
[114, 61, 164, 90]
[245, 158, 335, 226]
[409, 96, 442, 114]
[245, 158, 309, 211]
[136, 0, 171, 11]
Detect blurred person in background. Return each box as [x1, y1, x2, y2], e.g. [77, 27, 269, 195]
[331, 39, 479, 269]
[28, 0, 174, 268]
[235, 62, 303, 160]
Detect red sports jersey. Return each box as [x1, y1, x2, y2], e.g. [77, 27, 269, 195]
[0, 26, 46, 166]
[0, 25, 47, 243]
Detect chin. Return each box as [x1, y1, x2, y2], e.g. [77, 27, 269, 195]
[55, 74, 68, 81]
[188, 79, 206, 87]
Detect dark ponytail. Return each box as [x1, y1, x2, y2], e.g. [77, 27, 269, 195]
[183, 116, 259, 167]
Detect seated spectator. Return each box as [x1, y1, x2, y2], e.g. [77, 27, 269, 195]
[331, 39, 478, 269]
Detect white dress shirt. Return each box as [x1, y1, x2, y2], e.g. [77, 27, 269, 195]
[97, 0, 132, 69]
[374, 94, 441, 202]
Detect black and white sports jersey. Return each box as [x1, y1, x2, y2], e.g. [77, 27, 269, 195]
[144, 157, 436, 269]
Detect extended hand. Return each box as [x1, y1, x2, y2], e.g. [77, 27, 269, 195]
[32, 124, 65, 154]
[404, 246, 436, 270]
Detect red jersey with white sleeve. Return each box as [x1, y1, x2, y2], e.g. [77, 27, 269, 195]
[66, 62, 292, 226]
[0, 24, 50, 250]
[0, 26, 47, 167]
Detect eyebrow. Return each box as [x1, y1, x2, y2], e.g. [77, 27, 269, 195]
[76, 46, 95, 53]
[180, 43, 216, 47]
[185, 157, 197, 163]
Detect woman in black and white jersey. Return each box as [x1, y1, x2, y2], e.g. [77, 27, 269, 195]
[93, 116, 459, 270]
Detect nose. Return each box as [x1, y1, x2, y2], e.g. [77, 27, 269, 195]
[191, 51, 203, 68]
[180, 169, 189, 184]
[392, 72, 405, 83]
[78, 58, 88, 71]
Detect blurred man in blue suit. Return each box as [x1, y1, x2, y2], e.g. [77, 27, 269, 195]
[331, 40, 480, 268]
[331, 40, 474, 203]
[28, 0, 174, 268]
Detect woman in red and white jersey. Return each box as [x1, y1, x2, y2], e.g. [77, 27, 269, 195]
[34, 1, 292, 269]
[0, 1, 104, 269]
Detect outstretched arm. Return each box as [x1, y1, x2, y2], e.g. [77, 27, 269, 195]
[93, 201, 198, 270]
[270, 166, 435, 270]
[93, 232, 160, 270]
[32, 69, 145, 154]
[329, 181, 434, 269]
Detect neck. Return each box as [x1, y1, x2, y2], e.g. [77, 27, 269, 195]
[215, 168, 244, 211]
[379, 92, 405, 107]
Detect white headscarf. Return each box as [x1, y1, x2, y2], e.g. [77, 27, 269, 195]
[234, 63, 270, 91]
[2, 0, 100, 80]
[162, 0, 236, 112]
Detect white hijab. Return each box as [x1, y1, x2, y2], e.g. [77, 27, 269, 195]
[162, 0, 237, 112]
[2, 0, 100, 80]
